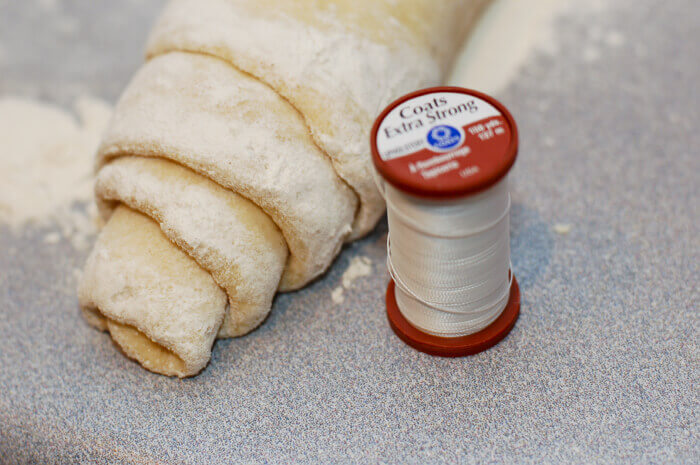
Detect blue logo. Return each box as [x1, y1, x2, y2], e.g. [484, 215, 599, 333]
[426, 125, 462, 151]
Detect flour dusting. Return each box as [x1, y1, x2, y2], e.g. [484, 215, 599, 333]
[342, 256, 373, 288]
[0, 97, 112, 248]
[554, 223, 573, 235]
[450, 0, 613, 94]
[331, 286, 345, 305]
[332, 256, 373, 304]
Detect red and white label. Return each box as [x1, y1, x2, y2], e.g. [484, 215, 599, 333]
[374, 91, 513, 195]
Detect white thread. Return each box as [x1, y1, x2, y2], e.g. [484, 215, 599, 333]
[377, 175, 513, 338]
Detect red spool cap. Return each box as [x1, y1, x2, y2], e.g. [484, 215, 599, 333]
[371, 86, 519, 199]
[371, 87, 520, 357]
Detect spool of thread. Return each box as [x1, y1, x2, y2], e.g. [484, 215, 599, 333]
[370, 87, 520, 357]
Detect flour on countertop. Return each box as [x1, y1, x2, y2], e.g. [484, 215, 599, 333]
[0, 97, 112, 249]
[331, 286, 345, 305]
[332, 256, 373, 304]
[450, 0, 614, 94]
[342, 256, 373, 288]
[554, 223, 573, 235]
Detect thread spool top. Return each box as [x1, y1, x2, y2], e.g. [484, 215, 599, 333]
[371, 87, 518, 200]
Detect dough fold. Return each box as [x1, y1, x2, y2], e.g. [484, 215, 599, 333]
[79, 206, 228, 377]
[94, 156, 289, 339]
[97, 52, 357, 291]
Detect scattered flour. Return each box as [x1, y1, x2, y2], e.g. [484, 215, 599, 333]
[450, 0, 612, 94]
[331, 286, 345, 305]
[332, 256, 373, 304]
[342, 256, 373, 288]
[554, 223, 573, 235]
[43, 232, 61, 244]
[0, 97, 112, 249]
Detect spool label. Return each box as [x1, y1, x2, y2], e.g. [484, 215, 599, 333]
[373, 91, 515, 196]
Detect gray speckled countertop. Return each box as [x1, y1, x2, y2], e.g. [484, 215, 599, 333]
[0, 1, 698, 464]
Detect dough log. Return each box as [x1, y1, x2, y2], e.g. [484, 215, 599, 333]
[79, 0, 489, 377]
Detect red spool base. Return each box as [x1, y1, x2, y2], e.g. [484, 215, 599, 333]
[386, 277, 520, 357]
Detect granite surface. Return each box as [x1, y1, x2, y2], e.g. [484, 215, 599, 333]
[0, 0, 698, 463]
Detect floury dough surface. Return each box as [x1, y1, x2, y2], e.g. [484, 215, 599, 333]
[145, 0, 489, 238]
[0, 0, 698, 463]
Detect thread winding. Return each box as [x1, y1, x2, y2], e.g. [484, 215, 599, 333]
[378, 176, 513, 338]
